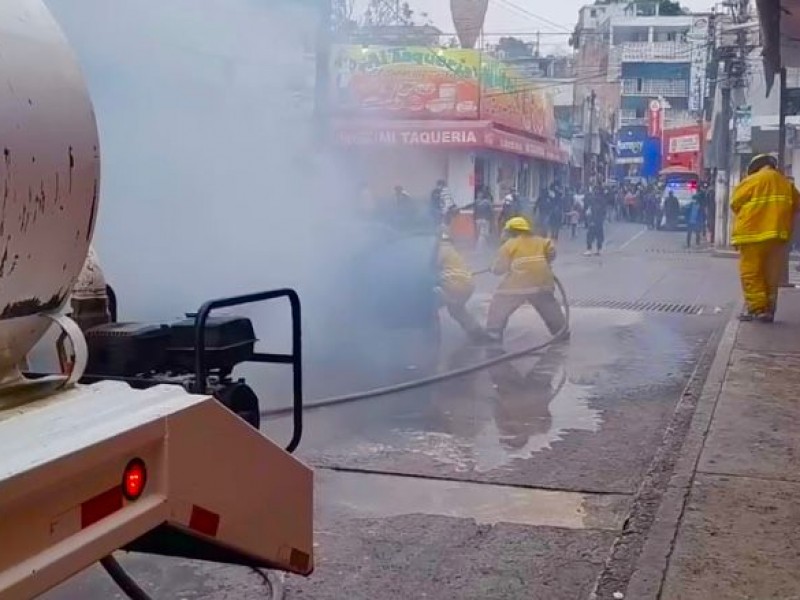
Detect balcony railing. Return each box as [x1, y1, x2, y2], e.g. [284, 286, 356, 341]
[621, 41, 692, 62]
[618, 108, 695, 128]
[622, 78, 689, 96]
[664, 109, 695, 125]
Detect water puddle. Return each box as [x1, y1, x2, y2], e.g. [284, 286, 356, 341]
[318, 469, 630, 531]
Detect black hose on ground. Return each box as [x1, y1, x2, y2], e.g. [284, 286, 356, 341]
[102, 273, 569, 600]
[101, 556, 283, 600]
[100, 556, 153, 600]
[261, 276, 570, 418]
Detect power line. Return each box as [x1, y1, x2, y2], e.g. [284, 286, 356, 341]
[492, 0, 574, 34]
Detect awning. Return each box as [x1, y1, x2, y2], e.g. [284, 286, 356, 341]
[332, 119, 569, 164]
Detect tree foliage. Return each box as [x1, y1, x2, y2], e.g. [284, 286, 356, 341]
[658, 0, 686, 15]
[497, 36, 533, 58]
[332, 0, 357, 33]
[363, 0, 415, 26]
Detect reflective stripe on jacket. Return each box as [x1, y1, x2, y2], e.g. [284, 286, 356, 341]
[731, 168, 800, 245]
[438, 242, 474, 302]
[492, 235, 555, 294]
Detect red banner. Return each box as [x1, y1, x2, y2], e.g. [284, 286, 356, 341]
[662, 124, 703, 172]
[647, 99, 663, 138]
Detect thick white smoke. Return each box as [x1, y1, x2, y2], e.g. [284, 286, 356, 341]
[43, 0, 438, 406]
[45, 0, 328, 320]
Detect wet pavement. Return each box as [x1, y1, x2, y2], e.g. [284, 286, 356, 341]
[44, 223, 741, 600]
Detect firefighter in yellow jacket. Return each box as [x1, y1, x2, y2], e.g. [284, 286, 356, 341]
[486, 217, 567, 342]
[437, 233, 485, 340]
[731, 154, 800, 321]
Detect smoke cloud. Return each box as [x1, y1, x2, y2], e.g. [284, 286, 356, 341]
[45, 0, 323, 316]
[43, 0, 438, 406]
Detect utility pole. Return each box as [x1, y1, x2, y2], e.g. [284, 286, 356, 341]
[778, 67, 788, 170]
[778, 67, 790, 286]
[584, 90, 596, 189]
[714, 0, 751, 248]
[717, 84, 732, 247]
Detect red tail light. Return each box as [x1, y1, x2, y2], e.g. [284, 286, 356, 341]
[122, 458, 147, 501]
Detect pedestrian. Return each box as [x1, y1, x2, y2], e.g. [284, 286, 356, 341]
[686, 194, 706, 248]
[574, 187, 586, 227]
[474, 186, 494, 247]
[394, 185, 415, 225]
[437, 232, 487, 341]
[485, 217, 567, 343]
[624, 188, 637, 222]
[706, 185, 716, 244]
[547, 192, 563, 240]
[731, 154, 800, 322]
[567, 201, 580, 239]
[605, 186, 616, 222]
[498, 190, 518, 235]
[664, 190, 680, 230]
[431, 179, 456, 227]
[643, 188, 658, 230]
[584, 189, 606, 256]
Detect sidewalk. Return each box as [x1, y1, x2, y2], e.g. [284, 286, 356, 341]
[629, 287, 800, 599]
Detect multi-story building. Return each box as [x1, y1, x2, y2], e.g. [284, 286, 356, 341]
[571, 2, 627, 185]
[612, 8, 694, 179]
[611, 9, 697, 122]
[573, 1, 710, 181]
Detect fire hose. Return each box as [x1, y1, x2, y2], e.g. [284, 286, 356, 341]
[260, 274, 570, 418]
[104, 272, 570, 600]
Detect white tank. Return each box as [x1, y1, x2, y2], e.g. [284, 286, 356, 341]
[0, 0, 99, 383]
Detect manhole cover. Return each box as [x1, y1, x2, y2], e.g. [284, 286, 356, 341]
[644, 248, 712, 255]
[568, 298, 720, 315]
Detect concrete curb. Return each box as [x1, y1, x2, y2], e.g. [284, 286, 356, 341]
[711, 248, 738, 259]
[714, 248, 800, 260]
[622, 308, 741, 599]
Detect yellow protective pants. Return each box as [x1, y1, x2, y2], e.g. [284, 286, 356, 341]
[739, 239, 786, 315]
[439, 286, 481, 335]
[486, 290, 566, 336]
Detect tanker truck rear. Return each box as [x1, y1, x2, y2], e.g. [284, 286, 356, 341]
[0, 1, 313, 598]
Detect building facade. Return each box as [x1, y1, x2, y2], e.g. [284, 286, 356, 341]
[609, 6, 697, 180]
[572, 3, 627, 186]
[330, 44, 566, 210]
[573, 1, 711, 182]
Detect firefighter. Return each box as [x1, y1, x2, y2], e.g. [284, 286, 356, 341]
[437, 232, 486, 341]
[486, 217, 567, 342]
[731, 153, 800, 322]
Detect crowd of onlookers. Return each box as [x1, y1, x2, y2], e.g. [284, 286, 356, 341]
[359, 177, 717, 252]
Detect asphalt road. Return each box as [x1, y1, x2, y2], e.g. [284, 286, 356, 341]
[44, 222, 740, 600]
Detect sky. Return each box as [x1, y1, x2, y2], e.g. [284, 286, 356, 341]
[355, 0, 718, 54]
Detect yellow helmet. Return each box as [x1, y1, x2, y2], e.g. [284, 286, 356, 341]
[747, 153, 778, 175]
[504, 216, 532, 233]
